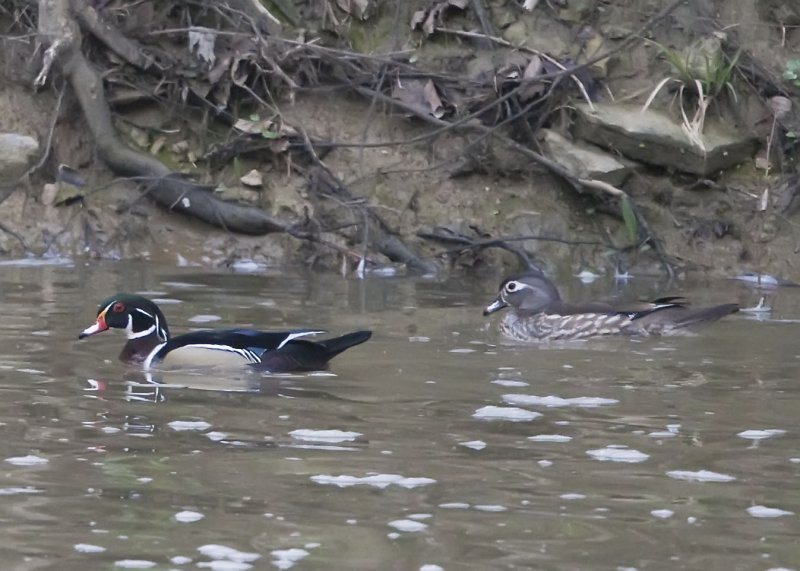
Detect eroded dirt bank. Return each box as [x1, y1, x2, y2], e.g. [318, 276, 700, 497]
[0, 0, 798, 280]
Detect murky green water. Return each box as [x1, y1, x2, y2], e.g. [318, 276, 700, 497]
[0, 261, 798, 570]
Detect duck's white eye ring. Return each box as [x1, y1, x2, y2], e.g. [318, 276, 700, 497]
[505, 281, 519, 292]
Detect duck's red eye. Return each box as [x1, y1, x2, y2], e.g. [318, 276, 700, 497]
[112, 302, 125, 313]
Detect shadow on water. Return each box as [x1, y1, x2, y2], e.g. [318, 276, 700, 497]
[0, 260, 799, 569]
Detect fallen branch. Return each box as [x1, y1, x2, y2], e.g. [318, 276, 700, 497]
[418, 227, 615, 270]
[38, 0, 287, 235]
[307, 166, 438, 274]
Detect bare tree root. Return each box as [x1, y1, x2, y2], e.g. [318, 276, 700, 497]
[308, 167, 438, 274]
[418, 227, 616, 272]
[37, 0, 287, 235]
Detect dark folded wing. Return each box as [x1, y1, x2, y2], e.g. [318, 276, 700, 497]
[169, 328, 326, 354]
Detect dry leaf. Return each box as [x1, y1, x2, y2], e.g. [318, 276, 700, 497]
[411, 0, 467, 36]
[758, 188, 769, 211]
[523, 55, 543, 79]
[423, 80, 444, 118]
[768, 96, 792, 120]
[188, 27, 216, 66]
[240, 169, 263, 188]
[392, 79, 447, 118]
[234, 117, 272, 135]
[518, 55, 547, 101]
[336, 0, 371, 20]
[410, 10, 426, 29]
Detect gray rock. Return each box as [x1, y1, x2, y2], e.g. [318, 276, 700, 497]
[0, 133, 39, 179]
[539, 129, 635, 187]
[573, 103, 758, 176]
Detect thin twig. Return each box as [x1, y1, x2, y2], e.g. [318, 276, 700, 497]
[22, 82, 65, 180]
[0, 221, 31, 253]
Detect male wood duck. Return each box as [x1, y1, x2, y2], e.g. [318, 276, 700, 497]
[79, 293, 372, 372]
[483, 272, 738, 342]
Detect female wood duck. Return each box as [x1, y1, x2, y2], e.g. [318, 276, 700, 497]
[483, 272, 739, 342]
[79, 293, 372, 372]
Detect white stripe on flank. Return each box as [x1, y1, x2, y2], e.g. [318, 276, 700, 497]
[156, 344, 261, 368]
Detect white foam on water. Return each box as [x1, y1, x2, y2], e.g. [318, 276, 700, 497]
[197, 544, 260, 563]
[74, 543, 106, 553]
[560, 493, 586, 500]
[174, 510, 204, 523]
[473, 504, 507, 512]
[449, 348, 476, 353]
[197, 561, 252, 570]
[491, 379, 529, 387]
[651, 509, 674, 519]
[4, 455, 48, 466]
[310, 473, 436, 489]
[528, 434, 572, 442]
[231, 259, 267, 273]
[648, 431, 677, 438]
[503, 394, 618, 408]
[168, 421, 212, 431]
[289, 429, 362, 443]
[271, 548, 309, 570]
[459, 440, 487, 450]
[0, 486, 41, 495]
[737, 429, 786, 440]
[586, 446, 649, 463]
[0, 256, 73, 267]
[114, 561, 156, 569]
[388, 519, 428, 532]
[472, 406, 541, 422]
[438, 502, 470, 509]
[666, 470, 736, 483]
[746, 505, 794, 518]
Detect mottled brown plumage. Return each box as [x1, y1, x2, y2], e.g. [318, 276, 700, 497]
[484, 272, 738, 342]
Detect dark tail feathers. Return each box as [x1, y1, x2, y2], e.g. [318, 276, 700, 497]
[674, 303, 739, 328]
[254, 330, 372, 373]
[316, 330, 373, 358]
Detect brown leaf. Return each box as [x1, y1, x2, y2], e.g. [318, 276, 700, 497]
[411, 1, 467, 36]
[519, 55, 546, 100]
[523, 55, 543, 79]
[410, 10, 427, 29]
[336, 0, 371, 20]
[234, 117, 273, 135]
[268, 139, 290, 154]
[392, 79, 446, 118]
[423, 80, 444, 118]
[423, 10, 437, 36]
[768, 96, 792, 119]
